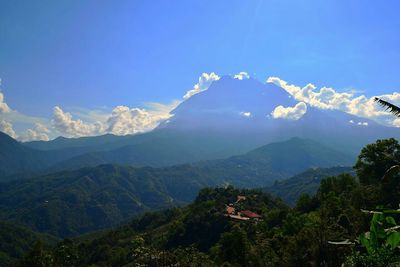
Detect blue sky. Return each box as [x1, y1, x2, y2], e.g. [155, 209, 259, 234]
[1, 0, 400, 140]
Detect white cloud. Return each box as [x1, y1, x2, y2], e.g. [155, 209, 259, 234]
[0, 85, 178, 139]
[51, 101, 179, 138]
[0, 92, 11, 113]
[357, 122, 368, 126]
[106, 106, 170, 135]
[240, 111, 252, 117]
[0, 120, 17, 138]
[18, 122, 50, 142]
[267, 76, 400, 126]
[234, 72, 250, 80]
[183, 72, 220, 99]
[52, 106, 104, 138]
[392, 118, 400, 127]
[271, 102, 307, 120]
[349, 120, 354, 124]
[267, 77, 352, 110]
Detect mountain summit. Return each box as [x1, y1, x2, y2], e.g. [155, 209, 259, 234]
[162, 76, 399, 155]
[14, 76, 400, 175]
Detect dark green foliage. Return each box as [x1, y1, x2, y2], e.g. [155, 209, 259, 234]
[358, 213, 400, 254]
[0, 138, 353, 238]
[15, 184, 358, 266]
[197, 138, 354, 187]
[0, 165, 187, 237]
[354, 138, 400, 185]
[0, 221, 57, 267]
[265, 166, 353, 206]
[343, 213, 400, 267]
[4, 138, 400, 266]
[211, 224, 251, 266]
[343, 248, 399, 267]
[355, 138, 400, 208]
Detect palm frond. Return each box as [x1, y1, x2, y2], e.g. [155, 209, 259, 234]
[382, 165, 400, 182]
[374, 97, 400, 117]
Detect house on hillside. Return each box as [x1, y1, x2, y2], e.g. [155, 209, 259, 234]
[228, 214, 250, 221]
[224, 195, 262, 221]
[239, 210, 262, 219]
[225, 205, 235, 215]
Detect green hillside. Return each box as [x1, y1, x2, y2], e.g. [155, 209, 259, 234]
[197, 137, 354, 185]
[17, 172, 400, 267]
[0, 138, 353, 237]
[0, 132, 50, 177]
[0, 221, 57, 267]
[265, 166, 354, 206]
[0, 139, 398, 267]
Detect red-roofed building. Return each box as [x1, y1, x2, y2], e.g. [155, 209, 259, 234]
[225, 206, 235, 215]
[229, 214, 249, 221]
[239, 210, 261, 219]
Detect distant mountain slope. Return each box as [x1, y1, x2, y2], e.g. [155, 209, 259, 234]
[0, 131, 105, 179]
[0, 138, 353, 237]
[0, 164, 181, 237]
[0, 132, 51, 177]
[163, 76, 400, 155]
[46, 129, 248, 172]
[196, 137, 354, 186]
[24, 134, 129, 151]
[18, 76, 400, 174]
[264, 166, 354, 206]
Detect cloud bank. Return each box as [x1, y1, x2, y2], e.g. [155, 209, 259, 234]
[51, 101, 179, 138]
[267, 76, 400, 126]
[234, 72, 250, 80]
[271, 102, 307, 120]
[183, 72, 220, 99]
[18, 123, 50, 142]
[0, 120, 17, 138]
[2, 72, 400, 140]
[0, 83, 179, 140]
[0, 92, 11, 113]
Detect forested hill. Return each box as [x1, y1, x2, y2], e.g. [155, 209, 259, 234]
[0, 221, 57, 267]
[265, 166, 354, 205]
[5, 138, 400, 266]
[17, 171, 400, 267]
[0, 138, 353, 238]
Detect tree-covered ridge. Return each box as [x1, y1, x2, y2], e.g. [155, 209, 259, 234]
[0, 138, 352, 238]
[264, 166, 354, 206]
[0, 221, 57, 267]
[16, 138, 400, 267]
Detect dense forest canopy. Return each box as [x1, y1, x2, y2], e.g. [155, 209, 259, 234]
[8, 138, 399, 267]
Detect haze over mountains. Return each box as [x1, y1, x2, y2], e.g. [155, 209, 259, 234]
[0, 76, 398, 178]
[0, 137, 352, 237]
[0, 76, 399, 265]
[0, 75, 399, 235]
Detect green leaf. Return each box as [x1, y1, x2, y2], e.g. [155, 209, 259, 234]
[359, 234, 373, 255]
[386, 232, 400, 250]
[385, 216, 397, 226]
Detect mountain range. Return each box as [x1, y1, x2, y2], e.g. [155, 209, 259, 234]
[0, 76, 399, 266]
[0, 76, 398, 178]
[0, 137, 353, 237]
